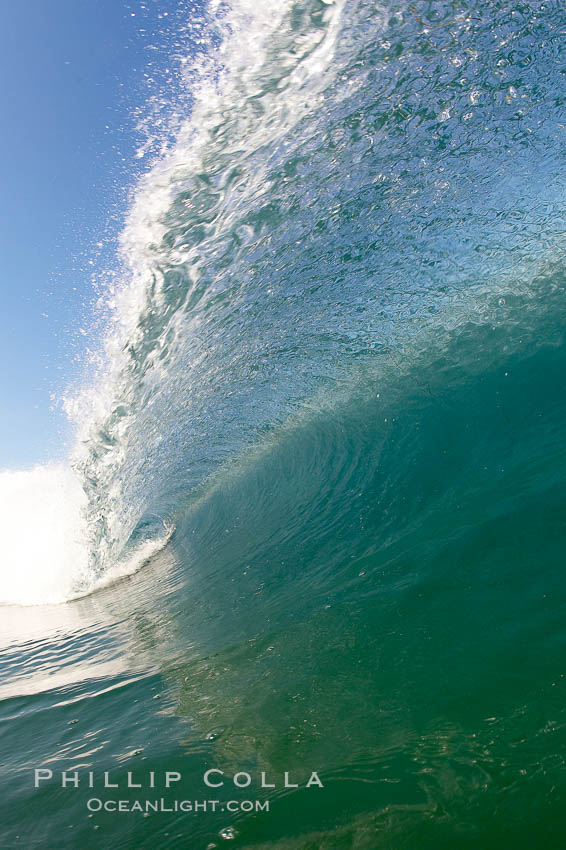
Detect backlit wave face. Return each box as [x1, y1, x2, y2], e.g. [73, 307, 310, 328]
[2, 0, 566, 604]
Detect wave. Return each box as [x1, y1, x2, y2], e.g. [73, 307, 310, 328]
[2, 0, 566, 605]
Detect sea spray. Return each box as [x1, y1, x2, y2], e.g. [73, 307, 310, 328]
[0, 465, 89, 605]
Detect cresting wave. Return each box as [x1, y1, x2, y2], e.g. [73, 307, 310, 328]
[2, 0, 566, 605]
[0, 0, 347, 605]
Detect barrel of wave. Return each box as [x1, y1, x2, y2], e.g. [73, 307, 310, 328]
[0, 464, 90, 606]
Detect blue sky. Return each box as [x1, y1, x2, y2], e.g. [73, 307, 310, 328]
[0, 0, 196, 468]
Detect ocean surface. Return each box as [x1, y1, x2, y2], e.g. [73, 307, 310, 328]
[2, 0, 566, 847]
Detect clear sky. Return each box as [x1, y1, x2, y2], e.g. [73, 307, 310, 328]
[0, 0, 195, 468]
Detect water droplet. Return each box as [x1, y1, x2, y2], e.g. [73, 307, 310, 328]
[220, 826, 237, 840]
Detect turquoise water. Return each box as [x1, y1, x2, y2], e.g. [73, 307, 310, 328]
[2, 0, 566, 847]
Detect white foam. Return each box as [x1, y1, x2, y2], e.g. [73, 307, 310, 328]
[0, 464, 173, 606]
[0, 465, 90, 606]
[71, 525, 174, 600]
